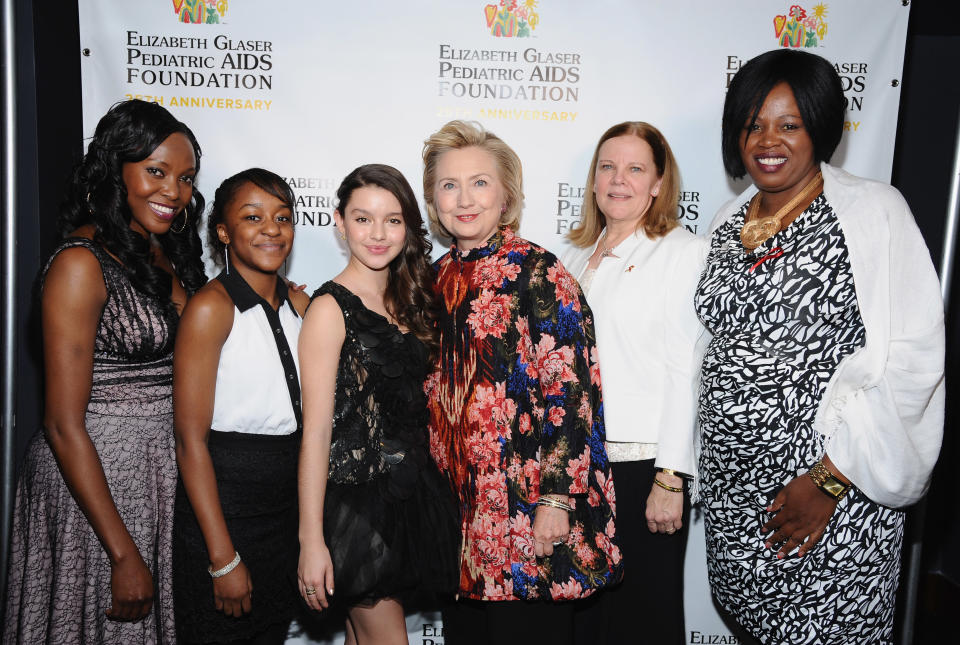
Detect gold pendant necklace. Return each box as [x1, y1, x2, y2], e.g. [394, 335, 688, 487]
[740, 171, 823, 251]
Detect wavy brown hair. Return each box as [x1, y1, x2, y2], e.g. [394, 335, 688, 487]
[335, 164, 440, 359]
[568, 121, 680, 247]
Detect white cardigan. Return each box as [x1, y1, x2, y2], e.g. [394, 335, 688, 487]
[563, 226, 707, 475]
[701, 162, 944, 508]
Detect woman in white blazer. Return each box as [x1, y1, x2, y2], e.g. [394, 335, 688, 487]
[563, 121, 705, 645]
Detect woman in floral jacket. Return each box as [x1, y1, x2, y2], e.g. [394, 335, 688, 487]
[422, 120, 623, 645]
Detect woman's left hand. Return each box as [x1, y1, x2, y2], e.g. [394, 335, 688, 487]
[762, 475, 838, 559]
[645, 474, 684, 534]
[533, 502, 571, 558]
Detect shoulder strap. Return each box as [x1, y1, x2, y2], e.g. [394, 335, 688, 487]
[311, 280, 360, 316]
[43, 237, 104, 275]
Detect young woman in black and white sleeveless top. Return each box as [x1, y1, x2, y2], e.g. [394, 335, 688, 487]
[172, 168, 310, 645]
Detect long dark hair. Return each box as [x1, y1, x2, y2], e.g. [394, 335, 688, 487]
[60, 99, 207, 299]
[207, 168, 296, 267]
[336, 164, 439, 358]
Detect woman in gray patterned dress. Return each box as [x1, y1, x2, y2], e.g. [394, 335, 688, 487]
[696, 50, 944, 644]
[3, 100, 207, 644]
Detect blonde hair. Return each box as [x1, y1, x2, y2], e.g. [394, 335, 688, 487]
[568, 121, 681, 248]
[422, 120, 524, 238]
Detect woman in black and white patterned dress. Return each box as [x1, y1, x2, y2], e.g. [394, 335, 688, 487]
[696, 50, 944, 644]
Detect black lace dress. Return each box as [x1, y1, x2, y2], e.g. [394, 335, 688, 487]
[313, 282, 459, 604]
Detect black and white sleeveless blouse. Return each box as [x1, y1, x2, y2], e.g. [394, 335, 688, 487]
[210, 270, 302, 436]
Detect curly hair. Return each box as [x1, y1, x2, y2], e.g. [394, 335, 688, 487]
[60, 99, 206, 299]
[336, 164, 440, 359]
[206, 168, 296, 267]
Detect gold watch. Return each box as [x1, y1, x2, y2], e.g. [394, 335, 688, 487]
[808, 460, 851, 500]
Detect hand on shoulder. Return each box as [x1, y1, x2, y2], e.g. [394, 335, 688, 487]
[289, 287, 311, 317]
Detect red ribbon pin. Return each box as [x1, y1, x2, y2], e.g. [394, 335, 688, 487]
[749, 246, 784, 273]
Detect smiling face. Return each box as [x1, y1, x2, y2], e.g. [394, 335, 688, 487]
[216, 181, 294, 275]
[593, 135, 663, 228]
[335, 185, 407, 272]
[739, 81, 819, 198]
[432, 146, 507, 252]
[121, 132, 197, 237]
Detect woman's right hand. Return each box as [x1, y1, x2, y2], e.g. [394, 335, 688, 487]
[212, 560, 253, 617]
[298, 542, 335, 611]
[106, 552, 154, 621]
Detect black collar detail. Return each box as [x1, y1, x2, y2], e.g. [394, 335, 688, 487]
[216, 269, 295, 316]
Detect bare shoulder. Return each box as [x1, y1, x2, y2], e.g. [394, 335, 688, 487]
[178, 279, 234, 340]
[303, 293, 343, 323]
[43, 245, 107, 306]
[301, 293, 345, 340]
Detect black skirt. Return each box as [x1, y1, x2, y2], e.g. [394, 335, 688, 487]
[324, 458, 460, 606]
[173, 430, 300, 644]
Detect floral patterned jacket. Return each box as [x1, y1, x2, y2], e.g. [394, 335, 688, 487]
[426, 227, 623, 601]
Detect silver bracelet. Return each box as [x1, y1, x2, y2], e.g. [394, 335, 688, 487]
[208, 551, 241, 578]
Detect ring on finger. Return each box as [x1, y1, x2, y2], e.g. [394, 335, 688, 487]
[305, 587, 317, 595]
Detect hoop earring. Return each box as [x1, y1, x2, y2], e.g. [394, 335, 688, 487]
[170, 208, 188, 234]
[224, 245, 231, 275]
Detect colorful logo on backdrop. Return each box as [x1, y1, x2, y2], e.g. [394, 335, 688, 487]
[484, 0, 540, 38]
[774, 4, 828, 48]
[172, 0, 228, 24]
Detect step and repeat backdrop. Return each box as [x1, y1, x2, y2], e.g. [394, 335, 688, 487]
[78, 1, 910, 643]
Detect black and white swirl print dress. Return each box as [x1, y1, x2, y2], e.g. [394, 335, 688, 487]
[696, 194, 904, 645]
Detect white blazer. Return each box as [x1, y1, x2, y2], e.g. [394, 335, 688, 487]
[563, 226, 707, 475]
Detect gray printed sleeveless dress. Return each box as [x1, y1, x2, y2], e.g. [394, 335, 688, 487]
[3, 238, 178, 644]
[695, 195, 904, 644]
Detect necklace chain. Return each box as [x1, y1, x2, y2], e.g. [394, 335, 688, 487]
[740, 171, 823, 251]
[599, 230, 626, 259]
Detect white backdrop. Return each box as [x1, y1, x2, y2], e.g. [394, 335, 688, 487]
[78, 2, 910, 643]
